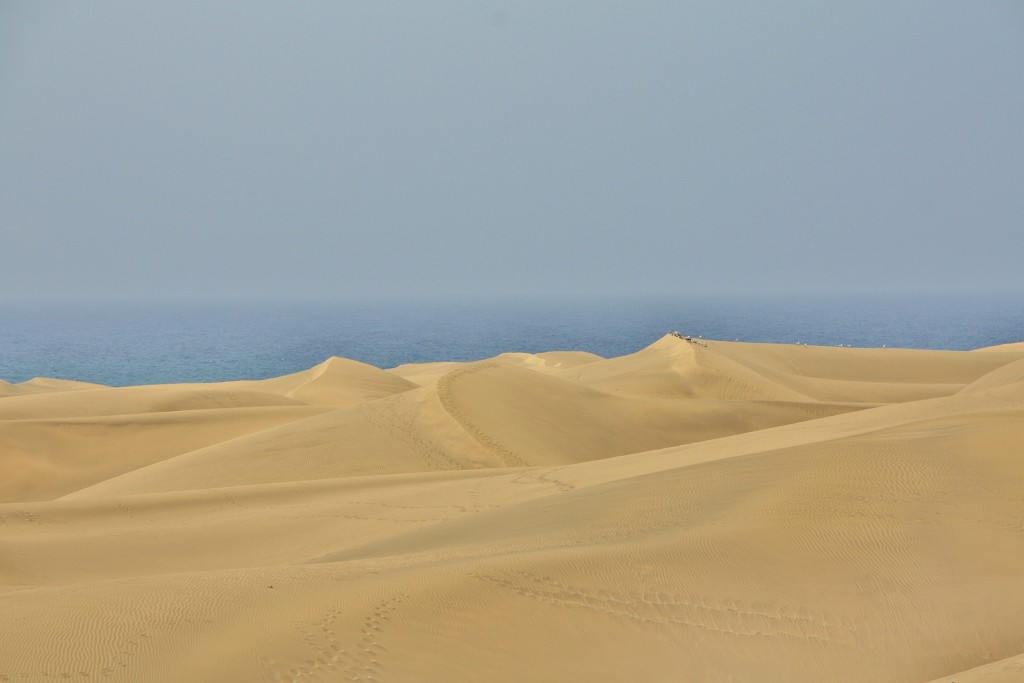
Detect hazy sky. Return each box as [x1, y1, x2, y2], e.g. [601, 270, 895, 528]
[2, 2, 1022, 299]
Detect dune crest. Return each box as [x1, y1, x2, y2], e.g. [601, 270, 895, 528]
[974, 341, 1024, 353]
[2, 336, 1024, 682]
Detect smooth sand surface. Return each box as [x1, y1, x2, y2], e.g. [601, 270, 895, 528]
[2, 335, 1023, 682]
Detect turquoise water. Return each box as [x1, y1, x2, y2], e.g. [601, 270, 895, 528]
[1, 293, 1022, 386]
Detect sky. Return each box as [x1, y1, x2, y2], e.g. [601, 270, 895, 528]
[1, 1, 1022, 299]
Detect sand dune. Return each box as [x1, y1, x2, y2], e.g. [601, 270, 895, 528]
[0, 406, 329, 503]
[0, 385, 306, 421]
[63, 357, 865, 497]
[2, 335, 1023, 682]
[959, 357, 1024, 394]
[924, 653, 1024, 683]
[0, 377, 107, 398]
[239, 356, 420, 407]
[976, 341, 1024, 353]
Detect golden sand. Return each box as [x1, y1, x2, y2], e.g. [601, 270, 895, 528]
[2, 335, 1023, 682]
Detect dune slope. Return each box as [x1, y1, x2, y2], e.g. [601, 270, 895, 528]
[2, 335, 1023, 682]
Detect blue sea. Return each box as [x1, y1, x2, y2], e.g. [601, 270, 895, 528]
[1, 292, 1022, 387]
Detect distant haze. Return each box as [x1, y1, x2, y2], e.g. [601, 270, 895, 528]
[2, 2, 1022, 299]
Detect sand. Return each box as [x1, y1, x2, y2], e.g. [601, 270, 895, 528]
[2, 335, 1023, 682]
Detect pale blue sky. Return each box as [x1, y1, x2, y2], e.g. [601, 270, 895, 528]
[2, 2, 1022, 298]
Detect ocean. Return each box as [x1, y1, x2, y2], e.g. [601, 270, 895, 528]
[1, 292, 1022, 386]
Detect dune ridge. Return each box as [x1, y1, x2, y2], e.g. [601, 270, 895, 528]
[2, 334, 1023, 682]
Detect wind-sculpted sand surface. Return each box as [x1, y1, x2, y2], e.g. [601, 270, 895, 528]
[2, 336, 1023, 682]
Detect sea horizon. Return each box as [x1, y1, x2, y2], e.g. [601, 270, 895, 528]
[2, 290, 1023, 386]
